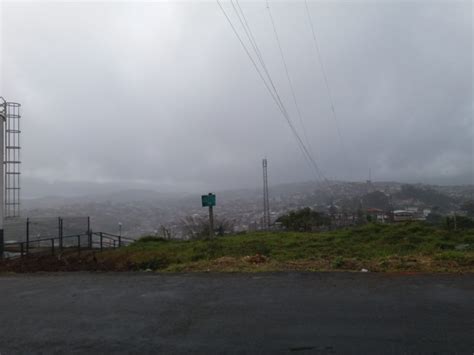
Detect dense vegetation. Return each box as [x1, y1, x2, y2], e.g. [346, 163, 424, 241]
[461, 201, 474, 217]
[2, 222, 472, 273]
[86, 222, 473, 273]
[275, 207, 331, 231]
[361, 191, 391, 210]
[394, 184, 454, 211]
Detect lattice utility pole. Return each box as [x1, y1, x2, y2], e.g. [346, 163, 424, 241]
[262, 158, 270, 230]
[0, 98, 5, 257]
[0, 97, 22, 258]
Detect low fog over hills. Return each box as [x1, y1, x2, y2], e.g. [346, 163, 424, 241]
[21, 180, 473, 239]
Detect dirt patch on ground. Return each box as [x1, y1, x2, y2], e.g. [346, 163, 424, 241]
[0, 251, 124, 273]
[214, 256, 239, 267]
[243, 254, 268, 264]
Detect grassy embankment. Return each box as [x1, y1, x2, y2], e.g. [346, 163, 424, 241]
[2, 223, 473, 273]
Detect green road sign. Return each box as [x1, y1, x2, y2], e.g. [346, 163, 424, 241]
[202, 193, 216, 207]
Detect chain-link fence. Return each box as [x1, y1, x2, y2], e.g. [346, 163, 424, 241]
[62, 217, 90, 246]
[4, 217, 28, 242]
[2, 216, 137, 259]
[4, 216, 90, 246]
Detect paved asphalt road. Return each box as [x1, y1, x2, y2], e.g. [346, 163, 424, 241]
[0, 272, 472, 354]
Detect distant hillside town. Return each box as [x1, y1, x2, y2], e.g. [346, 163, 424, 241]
[15, 180, 473, 240]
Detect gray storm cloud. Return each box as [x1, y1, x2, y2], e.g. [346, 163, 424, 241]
[0, 0, 472, 197]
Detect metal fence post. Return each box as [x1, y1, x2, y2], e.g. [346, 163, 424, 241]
[88, 230, 92, 249]
[26, 217, 30, 255]
[20, 242, 24, 257]
[58, 217, 63, 251]
[87, 216, 92, 249]
[118, 235, 122, 248]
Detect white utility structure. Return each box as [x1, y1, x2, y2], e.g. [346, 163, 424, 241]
[0, 97, 21, 257]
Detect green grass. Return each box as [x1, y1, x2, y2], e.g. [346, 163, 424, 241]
[95, 222, 474, 273]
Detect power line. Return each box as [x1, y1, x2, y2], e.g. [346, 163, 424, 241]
[304, 0, 349, 168]
[218, 0, 294, 129]
[266, 0, 323, 179]
[231, 1, 262, 66]
[231, 0, 288, 121]
[232, 0, 326, 182]
[216, 0, 280, 112]
[216, 0, 326, 183]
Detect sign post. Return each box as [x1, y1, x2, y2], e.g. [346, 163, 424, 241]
[201, 193, 216, 239]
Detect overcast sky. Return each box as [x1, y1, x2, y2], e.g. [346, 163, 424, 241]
[1, 0, 472, 197]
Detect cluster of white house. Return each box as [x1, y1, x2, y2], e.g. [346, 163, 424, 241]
[366, 208, 431, 223]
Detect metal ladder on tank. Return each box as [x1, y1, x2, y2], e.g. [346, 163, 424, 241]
[4, 102, 21, 219]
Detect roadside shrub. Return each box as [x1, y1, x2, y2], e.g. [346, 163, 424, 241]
[446, 216, 474, 230]
[406, 235, 424, 244]
[434, 242, 455, 250]
[332, 256, 344, 268]
[435, 252, 474, 266]
[276, 208, 331, 232]
[136, 236, 168, 243]
[239, 240, 271, 256]
[207, 240, 223, 258]
[180, 215, 235, 240]
[192, 240, 224, 260]
[398, 242, 417, 254]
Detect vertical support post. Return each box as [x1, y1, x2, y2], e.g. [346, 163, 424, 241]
[202, 193, 216, 239]
[77, 235, 81, 255]
[209, 205, 214, 239]
[61, 217, 64, 248]
[87, 216, 92, 249]
[262, 158, 270, 231]
[118, 235, 122, 248]
[88, 230, 92, 249]
[100, 232, 103, 251]
[26, 217, 30, 254]
[20, 242, 24, 257]
[58, 217, 63, 250]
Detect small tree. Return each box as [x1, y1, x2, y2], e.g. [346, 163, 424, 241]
[159, 225, 173, 240]
[356, 208, 366, 225]
[180, 215, 234, 240]
[276, 208, 330, 232]
[461, 201, 474, 217]
[446, 215, 474, 230]
[426, 213, 443, 225]
[361, 191, 390, 211]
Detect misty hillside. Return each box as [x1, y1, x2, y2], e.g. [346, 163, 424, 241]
[18, 180, 472, 239]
